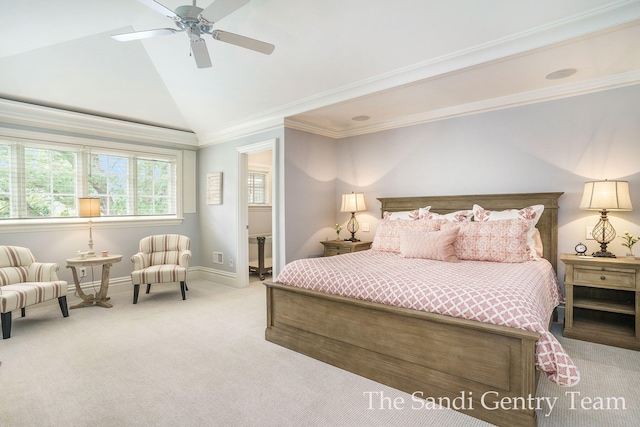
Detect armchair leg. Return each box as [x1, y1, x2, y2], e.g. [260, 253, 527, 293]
[146, 284, 151, 294]
[58, 296, 69, 317]
[180, 281, 186, 300]
[133, 284, 140, 304]
[21, 307, 26, 317]
[1, 312, 12, 339]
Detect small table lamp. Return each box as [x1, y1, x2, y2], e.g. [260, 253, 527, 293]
[340, 192, 366, 242]
[579, 180, 633, 257]
[78, 197, 101, 257]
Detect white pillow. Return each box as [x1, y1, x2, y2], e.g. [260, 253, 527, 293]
[383, 210, 420, 220]
[419, 207, 473, 222]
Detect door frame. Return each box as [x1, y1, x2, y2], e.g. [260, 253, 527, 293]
[236, 138, 282, 286]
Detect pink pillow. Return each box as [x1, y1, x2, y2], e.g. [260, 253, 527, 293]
[400, 227, 460, 262]
[372, 219, 443, 253]
[442, 220, 531, 263]
[472, 204, 544, 260]
[419, 207, 473, 222]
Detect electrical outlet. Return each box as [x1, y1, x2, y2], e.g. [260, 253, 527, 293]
[79, 267, 86, 278]
[362, 222, 370, 232]
[586, 226, 594, 240]
[229, 258, 234, 268]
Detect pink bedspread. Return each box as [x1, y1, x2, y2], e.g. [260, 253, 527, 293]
[276, 250, 580, 386]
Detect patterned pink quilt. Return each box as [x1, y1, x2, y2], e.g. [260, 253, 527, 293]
[276, 250, 580, 386]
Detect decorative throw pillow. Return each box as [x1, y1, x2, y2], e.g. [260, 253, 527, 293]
[441, 220, 531, 263]
[400, 227, 460, 262]
[419, 207, 473, 222]
[372, 218, 443, 253]
[472, 204, 544, 260]
[383, 209, 421, 220]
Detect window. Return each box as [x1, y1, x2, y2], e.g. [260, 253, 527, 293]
[25, 146, 77, 217]
[0, 140, 178, 220]
[248, 170, 269, 205]
[136, 158, 175, 215]
[0, 145, 10, 217]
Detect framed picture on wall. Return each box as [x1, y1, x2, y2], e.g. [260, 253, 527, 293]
[207, 172, 222, 205]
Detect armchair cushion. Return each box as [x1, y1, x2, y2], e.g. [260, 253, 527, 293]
[0, 246, 69, 338]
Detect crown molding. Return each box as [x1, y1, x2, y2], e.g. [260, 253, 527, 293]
[0, 98, 198, 147]
[210, 1, 640, 143]
[286, 70, 640, 139]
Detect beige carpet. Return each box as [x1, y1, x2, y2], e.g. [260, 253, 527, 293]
[1, 278, 638, 427]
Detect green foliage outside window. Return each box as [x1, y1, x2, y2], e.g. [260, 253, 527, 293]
[0, 141, 177, 219]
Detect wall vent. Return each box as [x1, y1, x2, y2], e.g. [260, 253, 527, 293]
[212, 251, 223, 264]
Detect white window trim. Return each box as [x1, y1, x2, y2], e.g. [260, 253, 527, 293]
[0, 128, 185, 231]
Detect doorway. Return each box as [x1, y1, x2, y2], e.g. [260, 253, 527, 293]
[237, 139, 280, 287]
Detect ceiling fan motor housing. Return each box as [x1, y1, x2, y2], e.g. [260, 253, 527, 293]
[175, 5, 204, 22]
[174, 5, 213, 36]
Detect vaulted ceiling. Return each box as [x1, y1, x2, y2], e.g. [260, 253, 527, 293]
[1, 0, 639, 146]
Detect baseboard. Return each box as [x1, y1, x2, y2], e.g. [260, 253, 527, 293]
[66, 266, 240, 295]
[195, 266, 241, 288]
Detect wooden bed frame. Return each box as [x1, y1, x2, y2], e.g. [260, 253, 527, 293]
[265, 192, 563, 427]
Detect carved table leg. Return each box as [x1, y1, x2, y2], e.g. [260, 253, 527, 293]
[67, 266, 96, 309]
[94, 263, 113, 308]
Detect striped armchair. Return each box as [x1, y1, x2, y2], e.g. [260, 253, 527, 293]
[0, 246, 69, 339]
[130, 234, 191, 304]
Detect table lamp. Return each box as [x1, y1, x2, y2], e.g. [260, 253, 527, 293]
[340, 192, 366, 242]
[78, 197, 101, 257]
[579, 180, 633, 257]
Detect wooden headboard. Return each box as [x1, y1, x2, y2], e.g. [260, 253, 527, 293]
[377, 192, 563, 271]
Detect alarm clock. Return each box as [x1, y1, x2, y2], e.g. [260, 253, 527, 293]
[575, 242, 587, 256]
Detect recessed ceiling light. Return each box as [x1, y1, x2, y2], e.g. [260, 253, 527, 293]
[545, 68, 577, 80]
[351, 115, 370, 122]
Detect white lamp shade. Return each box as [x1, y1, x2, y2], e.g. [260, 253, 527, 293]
[78, 198, 101, 218]
[579, 180, 632, 211]
[340, 193, 366, 213]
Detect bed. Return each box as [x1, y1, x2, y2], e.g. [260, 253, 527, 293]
[264, 192, 573, 427]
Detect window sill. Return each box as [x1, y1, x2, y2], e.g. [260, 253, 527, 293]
[0, 216, 184, 233]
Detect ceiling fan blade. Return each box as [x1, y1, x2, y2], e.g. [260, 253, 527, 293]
[191, 39, 212, 68]
[212, 30, 275, 55]
[200, 0, 249, 23]
[136, 0, 178, 19]
[111, 28, 178, 41]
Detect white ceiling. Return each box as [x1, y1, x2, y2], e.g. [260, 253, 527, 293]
[1, 0, 639, 146]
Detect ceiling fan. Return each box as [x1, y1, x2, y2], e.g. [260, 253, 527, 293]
[111, 0, 275, 68]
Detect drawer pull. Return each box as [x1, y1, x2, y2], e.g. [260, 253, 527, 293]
[600, 275, 606, 280]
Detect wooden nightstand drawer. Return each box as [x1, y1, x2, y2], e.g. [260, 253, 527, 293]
[574, 266, 636, 289]
[320, 240, 372, 257]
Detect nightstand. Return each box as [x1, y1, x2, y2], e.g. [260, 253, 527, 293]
[320, 240, 372, 257]
[560, 253, 640, 350]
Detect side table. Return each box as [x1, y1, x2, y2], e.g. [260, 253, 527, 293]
[66, 254, 123, 309]
[560, 253, 640, 350]
[320, 240, 372, 257]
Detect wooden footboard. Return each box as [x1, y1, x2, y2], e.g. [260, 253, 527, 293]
[265, 281, 540, 427]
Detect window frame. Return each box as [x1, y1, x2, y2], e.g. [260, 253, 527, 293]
[247, 164, 271, 207]
[0, 134, 184, 232]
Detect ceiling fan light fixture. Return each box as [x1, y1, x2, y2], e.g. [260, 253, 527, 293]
[545, 68, 577, 80]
